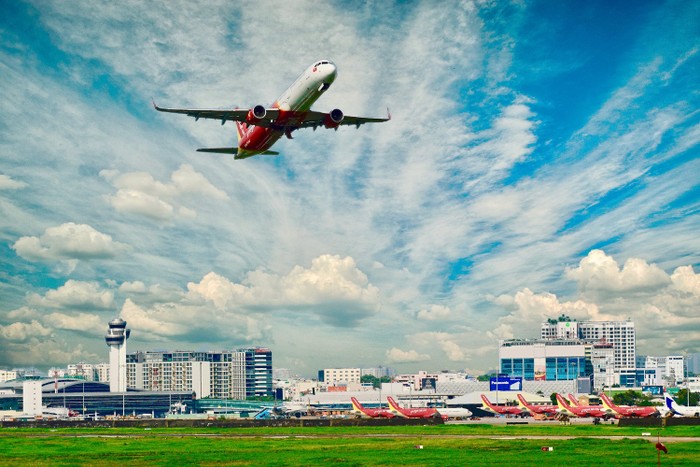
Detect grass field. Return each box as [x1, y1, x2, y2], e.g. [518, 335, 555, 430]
[1, 424, 698, 466]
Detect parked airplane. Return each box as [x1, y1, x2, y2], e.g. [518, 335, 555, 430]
[350, 397, 395, 419]
[516, 394, 558, 417]
[555, 393, 609, 418]
[386, 396, 439, 419]
[567, 393, 606, 410]
[154, 60, 390, 159]
[663, 393, 700, 417]
[433, 406, 473, 420]
[480, 394, 524, 416]
[599, 393, 658, 418]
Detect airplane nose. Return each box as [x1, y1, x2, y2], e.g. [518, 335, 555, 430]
[327, 63, 337, 81]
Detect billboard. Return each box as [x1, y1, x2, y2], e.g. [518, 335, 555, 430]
[489, 377, 522, 391]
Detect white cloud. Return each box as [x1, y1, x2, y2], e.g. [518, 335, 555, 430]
[46, 312, 105, 333]
[417, 304, 451, 321]
[101, 164, 228, 221]
[0, 320, 52, 342]
[0, 174, 27, 190]
[187, 255, 380, 326]
[28, 280, 115, 310]
[12, 223, 127, 262]
[386, 347, 430, 363]
[566, 249, 672, 294]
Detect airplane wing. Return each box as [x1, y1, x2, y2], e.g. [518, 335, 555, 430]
[153, 101, 280, 126]
[296, 108, 391, 129]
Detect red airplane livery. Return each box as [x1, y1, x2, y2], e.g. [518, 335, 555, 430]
[555, 393, 609, 418]
[516, 394, 558, 417]
[599, 393, 658, 418]
[350, 397, 395, 419]
[154, 60, 390, 159]
[386, 396, 438, 419]
[480, 394, 523, 416]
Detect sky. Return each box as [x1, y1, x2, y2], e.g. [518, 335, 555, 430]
[1, 0, 698, 377]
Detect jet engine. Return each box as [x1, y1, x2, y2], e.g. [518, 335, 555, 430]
[246, 105, 267, 123]
[323, 108, 344, 128]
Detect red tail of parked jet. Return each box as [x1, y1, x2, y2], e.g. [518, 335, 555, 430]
[480, 394, 523, 416]
[516, 394, 558, 416]
[154, 60, 390, 159]
[386, 396, 438, 419]
[350, 397, 395, 418]
[599, 393, 658, 417]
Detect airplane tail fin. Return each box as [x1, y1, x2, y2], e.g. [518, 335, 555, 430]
[555, 394, 573, 414]
[516, 394, 530, 410]
[350, 397, 362, 412]
[600, 393, 615, 410]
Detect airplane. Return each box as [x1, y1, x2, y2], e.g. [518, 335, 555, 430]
[433, 406, 473, 420]
[154, 60, 391, 159]
[516, 394, 559, 417]
[386, 396, 439, 419]
[599, 393, 658, 418]
[350, 397, 395, 419]
[567, 393, 606, 411]
[555, 393, 609, 418]
[663, 392, 700, 417]
[480, 394, 524, 416]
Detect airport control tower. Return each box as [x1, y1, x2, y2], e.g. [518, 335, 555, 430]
[105, 318, 130, 392]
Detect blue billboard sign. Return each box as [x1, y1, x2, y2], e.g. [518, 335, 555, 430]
[490, 377, 522, 391]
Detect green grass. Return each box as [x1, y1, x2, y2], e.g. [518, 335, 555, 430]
[1, 424, 698, 466]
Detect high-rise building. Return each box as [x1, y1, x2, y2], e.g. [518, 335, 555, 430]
[541, 315, 636, 371]
[244, 347, 273, 398]
[590, 342, 615, 390]
[105, 318, 130, 392]
[124, 348, 272, 400]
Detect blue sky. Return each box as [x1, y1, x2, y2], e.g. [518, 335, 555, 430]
[1, 0, 698, 377]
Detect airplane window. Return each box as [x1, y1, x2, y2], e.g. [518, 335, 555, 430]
[314, 62, 321, 67]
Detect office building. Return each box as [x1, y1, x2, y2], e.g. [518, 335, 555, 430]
[318, 368, 361, 385]
[243, 347, 273, 398]
[0, 370, 18, 383]
[590, 342, 615, 390]
[125, 348, 272, 400]
[499, 339, 591, 381]
[541, 315, 636, 370]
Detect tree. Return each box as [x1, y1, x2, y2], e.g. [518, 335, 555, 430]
[611, 390, 654, 407]
[674, 389, 700, 407]
[360, 375, 391, 388]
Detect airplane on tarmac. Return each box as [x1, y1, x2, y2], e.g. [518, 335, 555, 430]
[154, 60, 391, 159]
[663, 393, 700, 417]
[555, 393, 609, 418]
[480, 394, 524, 416]
[350, 397, 395, 419]
[599, 393, 658, 418]
[386, 396, 439, 419]
[433, 406, 472, 420]
[516, 394, 559, 417]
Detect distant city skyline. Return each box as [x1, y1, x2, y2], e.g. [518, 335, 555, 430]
[1, 1, 698, 375]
